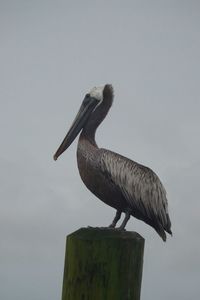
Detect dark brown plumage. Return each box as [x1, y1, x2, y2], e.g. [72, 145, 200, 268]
[54, 84, 172, 241]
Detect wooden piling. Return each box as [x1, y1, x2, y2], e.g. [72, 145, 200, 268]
[62, 227, 145, 300]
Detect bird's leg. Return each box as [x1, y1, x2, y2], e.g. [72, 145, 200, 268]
[118, 210, 131, 230]
[109, 210, 122, 228]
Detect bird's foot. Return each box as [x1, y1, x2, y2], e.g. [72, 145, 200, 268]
[87, 226, 116, 230]
[99, 226, 114, 230]
[115, 227, 126, 231]
[108, 223, 116, 229]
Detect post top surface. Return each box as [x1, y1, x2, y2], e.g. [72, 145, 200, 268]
[68, 227, 145, 242]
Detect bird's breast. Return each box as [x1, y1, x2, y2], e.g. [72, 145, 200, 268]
[76, 137, 126, 210]
[77, 137, 101, 194]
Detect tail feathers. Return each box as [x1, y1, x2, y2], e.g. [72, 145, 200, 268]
[165, 214, 172, 236]
[154, 221, 173, 242]
[164, 214, 172, 235]
[166, 227, 173, 236]
[155, 226, 167, 242]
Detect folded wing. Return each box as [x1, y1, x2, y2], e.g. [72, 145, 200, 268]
[99, 149, 172, 240]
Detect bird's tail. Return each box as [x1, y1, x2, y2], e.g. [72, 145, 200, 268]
[155, 226, 167, 242]
[155, 220, 172, 242]
[165, 213, 173, 236]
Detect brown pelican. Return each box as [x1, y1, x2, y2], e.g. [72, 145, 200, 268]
[54, 84, 172, 241]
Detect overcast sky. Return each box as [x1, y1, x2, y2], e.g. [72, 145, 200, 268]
[1, 1, 200, 299]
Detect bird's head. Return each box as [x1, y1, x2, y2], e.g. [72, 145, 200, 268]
[53, 84, 113, 160]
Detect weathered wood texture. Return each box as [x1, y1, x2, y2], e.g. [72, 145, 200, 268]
[62, 227, 145, 300]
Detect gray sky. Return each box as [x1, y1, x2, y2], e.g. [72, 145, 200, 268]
[1, 1, 200, 299]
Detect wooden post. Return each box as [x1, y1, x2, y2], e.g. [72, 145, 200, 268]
[62, 227, 145, 300]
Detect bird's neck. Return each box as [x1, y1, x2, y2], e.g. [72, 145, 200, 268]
[81, 88, 113, 146]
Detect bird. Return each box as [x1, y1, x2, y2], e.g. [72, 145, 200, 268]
[53, 84, 172, 241]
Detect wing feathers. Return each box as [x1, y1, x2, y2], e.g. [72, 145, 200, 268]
[100, 149, 171, 236]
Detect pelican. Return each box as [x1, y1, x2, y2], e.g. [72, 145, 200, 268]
[54, 84, 172, 241]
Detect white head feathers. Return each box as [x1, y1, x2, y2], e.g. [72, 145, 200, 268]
[89, 86, 104, 102]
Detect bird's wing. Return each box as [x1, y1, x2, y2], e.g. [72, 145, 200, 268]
[99, 149, 171, 231]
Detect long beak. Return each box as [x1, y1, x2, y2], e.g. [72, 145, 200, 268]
[53, 97, 98, 160]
